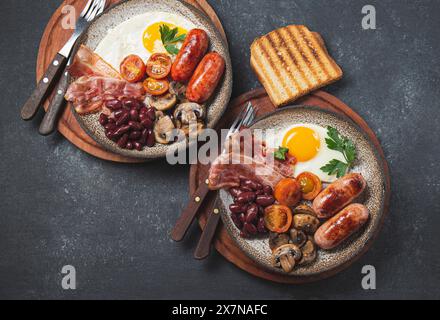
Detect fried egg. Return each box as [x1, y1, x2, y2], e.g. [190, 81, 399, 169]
[95, 12, 195, 70]
[269, 124, 346, 183]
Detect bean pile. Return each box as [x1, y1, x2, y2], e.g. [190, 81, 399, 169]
[229, 179, 276, 238]
[99, 98, 156, 150]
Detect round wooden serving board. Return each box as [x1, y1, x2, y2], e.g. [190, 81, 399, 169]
[190, 88, 391, 284]
[36, 0, 228, 163]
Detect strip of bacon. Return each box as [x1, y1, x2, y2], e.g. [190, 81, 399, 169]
[208, 133, 296, 190]
[65, 76, 145, 114]
[68, 45, 122, 79]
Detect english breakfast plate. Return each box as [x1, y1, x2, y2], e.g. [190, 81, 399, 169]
[217, 106, 388, 277]
[68, 0, 232, 159]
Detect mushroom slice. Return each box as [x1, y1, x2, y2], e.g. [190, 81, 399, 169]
[149, 93, 177, 111]
[272, 244, 302, 273]
[289, 228, 307, 247]
[176, 121, 205, 137]
[174, 102, 206, 125]
[170, 81, 187, 101]
[154, 115, 175, 145]
[299, 238, 317, 266]
[293, 214, 320, 235]
[269, 232, 290, 252]
[294, 205, 317, 217]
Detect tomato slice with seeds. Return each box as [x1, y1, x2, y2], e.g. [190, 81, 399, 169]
[264, 205, 293, 234]
[143, 77, 170, 96]
[146, 53, 172, 79]
[120, 55, 146, 83]
[274, 178, 302, 207]
[297, 172, 322, 201]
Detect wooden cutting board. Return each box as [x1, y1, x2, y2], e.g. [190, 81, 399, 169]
[190, 88, 391, 284]
[36, 0, 227, 163]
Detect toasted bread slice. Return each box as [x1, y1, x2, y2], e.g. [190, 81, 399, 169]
[251, 25, 343, 107]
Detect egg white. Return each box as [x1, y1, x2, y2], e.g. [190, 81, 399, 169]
[267, 124, 346, 183]
[94, 12, 196, 70]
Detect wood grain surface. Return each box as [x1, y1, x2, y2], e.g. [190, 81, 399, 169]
[36, 0, 227, 163]
[190, 88, 391, 284]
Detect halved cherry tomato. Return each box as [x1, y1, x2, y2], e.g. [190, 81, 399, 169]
[274, 178, 302, 207]
[120, 55, 146, 83]
[146, 53, 172, 79]
[264, 205, 293, 233]
[143, 77, 169, 96]
[297, 172, 322, 200]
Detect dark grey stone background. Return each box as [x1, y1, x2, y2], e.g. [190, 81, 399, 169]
[1, 0, 439, 300]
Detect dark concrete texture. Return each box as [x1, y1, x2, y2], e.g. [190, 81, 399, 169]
[0, 0, 439, 300]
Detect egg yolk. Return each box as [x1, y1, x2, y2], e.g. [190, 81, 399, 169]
[282, 127, 320, 162]
[143, 22, 187, 53]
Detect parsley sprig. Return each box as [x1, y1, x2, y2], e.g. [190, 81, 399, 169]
[320, 126, 357, 178]
[274, 147, 289, 161]
[159, 25, 186, 55]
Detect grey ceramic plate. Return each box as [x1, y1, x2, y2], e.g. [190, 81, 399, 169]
[219, 106, 388, 277]
[70, 0, 232, 159]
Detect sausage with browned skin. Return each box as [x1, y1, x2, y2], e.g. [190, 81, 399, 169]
[171, 29, 209, 83]
[186, 52, 225, 103]
[314, 204, 369, 250]
[312, 173, 366, 219]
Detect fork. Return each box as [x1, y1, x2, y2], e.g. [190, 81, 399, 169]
[194, 103, 258, 260]
[21, 0, 106, 122]
[171, 103, 258, 243]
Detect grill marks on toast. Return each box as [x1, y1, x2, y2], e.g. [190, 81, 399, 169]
[250, 25, 343, 107]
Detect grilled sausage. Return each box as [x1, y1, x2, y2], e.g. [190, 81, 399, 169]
[186, 52, 225, 103]
[171, 29, 209, 83]
[312, 173, 367, 219]
[314, 204, 369, 250]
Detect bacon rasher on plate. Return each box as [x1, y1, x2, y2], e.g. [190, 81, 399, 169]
[65, 76, 145, 115]
[208, 133, 296, 190]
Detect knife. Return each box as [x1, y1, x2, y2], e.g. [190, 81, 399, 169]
[21, 0, 106, 121]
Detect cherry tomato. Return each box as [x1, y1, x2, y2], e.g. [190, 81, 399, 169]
[297, 172, 322, 200]
[146, 53, 172, 79]
[264, 205, 293, 233]
[274, 178, 302, 207]
[143, 78, 169, 96]
[120, 55, 146, 83]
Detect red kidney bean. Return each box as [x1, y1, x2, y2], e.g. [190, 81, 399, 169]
[141, 118, 154, 129]
[236, 192, 256, 204]
[257, 218, 267, 233]
[239, 186, 253, 192]
[129, 131, 141, 140]
[139, 129, 148, 145]
[105, 130, 114, 140]
[128, 121, 143, 131]
[99, 114, 108, 126]
[108, 118, 116, 124]
[240, 230, 250, 239]
[104, 123, 117, 131]
[116, 111, 130, 126]
[123, 98, 141, 109]
[255, 195, 275, 207]
[126, 142, 134, 150]
[255, 189, 264, 196]
[134, 141, 143, 151]
[229, 188, 243, 198]
[113, 109, 124, 119]
[258, 206, 265, 217]
[238, 213, 246, 224]
[117, 134, 129, 148]
[263, 185, 273, 195]
[105, 99, 122, 110]
[245, 204, 258, 223]
[244, 222, 257, 235]
[241, 179, 259, 191]
[146, 108, 156, 121]
[146, 129, 155, 147]
[113, 125, 131, 137]
[129, 109, 139, 121]
[229, 204, 244, 214]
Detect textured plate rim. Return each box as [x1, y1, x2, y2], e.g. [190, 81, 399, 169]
[220, 105, 390, 278]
